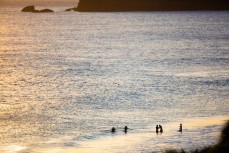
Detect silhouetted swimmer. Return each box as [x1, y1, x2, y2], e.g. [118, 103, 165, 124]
[156, 125, 159, 133]
[124, 126, 129, 133]
[159, 125, 163, 133]
[179, 123, 182, 132]
[111, 127, 116, 133]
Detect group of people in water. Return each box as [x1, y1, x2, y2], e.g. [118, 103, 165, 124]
[156, 125, 163, 133]
[111, 124, 182, 133]
[111, 126, 129, 133]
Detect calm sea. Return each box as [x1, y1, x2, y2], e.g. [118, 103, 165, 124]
[0, 7, 229, 153]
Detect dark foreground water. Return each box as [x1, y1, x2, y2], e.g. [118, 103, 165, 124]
[0, 7, 229, 152]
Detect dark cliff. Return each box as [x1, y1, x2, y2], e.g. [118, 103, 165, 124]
[76, 0, 229, 12]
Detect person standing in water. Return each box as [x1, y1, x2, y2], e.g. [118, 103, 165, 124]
[124, 126, 129, 133]
[156, 125, 159, 133]
[159, 125, 163, 133]
[179, 123, 182, 132]
[111, 127, 116, 133]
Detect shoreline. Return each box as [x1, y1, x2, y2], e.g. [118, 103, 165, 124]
[2, 115, 228, 153]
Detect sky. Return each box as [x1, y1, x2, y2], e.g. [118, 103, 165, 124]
[0, 0, 79, 7]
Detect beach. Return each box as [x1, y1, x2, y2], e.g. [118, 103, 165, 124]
[1, 116, 228, 153]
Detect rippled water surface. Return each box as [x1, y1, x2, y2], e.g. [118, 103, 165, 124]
[0, 7, 229, 152]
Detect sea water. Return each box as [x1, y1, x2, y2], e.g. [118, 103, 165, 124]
[0, 7, 229, 153]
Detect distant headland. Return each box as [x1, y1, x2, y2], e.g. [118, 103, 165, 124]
[75, 0, 229, 12]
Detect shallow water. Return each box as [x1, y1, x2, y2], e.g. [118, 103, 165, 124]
[0, 7, 229, 152]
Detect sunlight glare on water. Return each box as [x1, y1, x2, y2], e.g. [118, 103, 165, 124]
[0, 7, 229, 152]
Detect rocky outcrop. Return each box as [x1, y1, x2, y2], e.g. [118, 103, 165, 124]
[39, 9, 54, 13]
[65, 7, 77, 11]
[22, 6, 54, 13]
[22, 6, 37, 12]
[76, 0, 229, 12]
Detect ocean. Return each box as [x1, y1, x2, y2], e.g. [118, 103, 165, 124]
[0, 7, 229, 153]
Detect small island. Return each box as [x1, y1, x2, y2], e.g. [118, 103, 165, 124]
[75, 0, 229, 12]
[22, 6, 54, 13]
